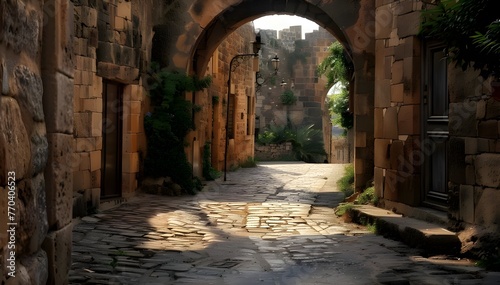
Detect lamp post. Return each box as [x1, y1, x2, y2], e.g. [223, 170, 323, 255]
[223, 35, 267, 181]
[256, 55, 280, 91]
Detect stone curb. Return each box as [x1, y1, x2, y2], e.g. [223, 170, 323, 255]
[350, 205, 461, 255]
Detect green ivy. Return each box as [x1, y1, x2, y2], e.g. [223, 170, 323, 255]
[144, 64, 211, 194]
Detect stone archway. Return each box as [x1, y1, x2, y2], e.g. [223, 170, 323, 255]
[168, 0, 376, 190]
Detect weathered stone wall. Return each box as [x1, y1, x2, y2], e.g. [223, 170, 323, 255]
[373, 0, 423, 206]
[448, 69, 500, 227]
[0, 0, 73, 283]
[72, 0, 152, 215]
[373, 0, 500, 230]
[255, 143, 294, 161]
[205, 23, 256, 170]
[303, 28, 336, 156]
[330, 137, 351, 164]
[256, 27, 334, 160]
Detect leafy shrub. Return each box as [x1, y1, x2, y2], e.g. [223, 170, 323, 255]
[202, 142, 220, 181]
[337, 164, 354, 197]
[334, 203, 354, 216]
[327, 88, 353, 133]
[356, 186, 377, 205]
[291, 124, 326, 162]
[257, 131, 276, 145]
[257, 124, 294, 145]
[144, 64, 211, 194]
[280, 89, 297, 105]
[257, 123, 326, 162]
[240, 156, 257, 168]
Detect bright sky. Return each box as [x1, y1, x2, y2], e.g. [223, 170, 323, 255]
[253, 15, 319, 39]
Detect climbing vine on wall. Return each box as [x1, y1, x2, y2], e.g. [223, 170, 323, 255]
[144, 63, 211, 194]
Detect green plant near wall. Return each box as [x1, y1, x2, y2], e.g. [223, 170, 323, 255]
[280, 89, 297, 105]
[327, 88, 353, 133]
[337, 164, 354, 198]
[420, 0, 500, 78]
[317, 41, 351, 87]
[144, 64, 211, 194]
[291, 124, 326, 162]
[202, 142, 220, 181]
[257, 123, 326, 163]
[317, 42, 354, 134]
[240, 156, 258, 168]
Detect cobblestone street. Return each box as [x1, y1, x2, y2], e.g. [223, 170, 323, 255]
[70, 163, 496, 284]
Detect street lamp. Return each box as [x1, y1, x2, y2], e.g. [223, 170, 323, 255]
[256, 55, 280, 88]
[224, 34, 268, 181]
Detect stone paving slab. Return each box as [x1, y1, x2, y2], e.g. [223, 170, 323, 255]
[69, 163, 497, 284]
[351, 205, 462, 255]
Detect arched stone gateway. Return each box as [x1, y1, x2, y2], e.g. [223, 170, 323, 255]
[3, 0, 499, 283]
[152, 0, 376, 189]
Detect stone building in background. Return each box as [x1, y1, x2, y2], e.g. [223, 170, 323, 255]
[279, 25, 302, 52]
[255, 26, 335, 161]
[1, 0, 499, 284]
[205, 23, 257, 171]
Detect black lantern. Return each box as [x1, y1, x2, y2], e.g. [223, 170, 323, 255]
[252, 32, 262, 54]
[271, 55, 280, 74]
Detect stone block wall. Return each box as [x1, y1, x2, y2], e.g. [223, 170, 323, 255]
[206, 23, 256, 170]
[72, 0, 150, 215]
[256, 28, 333, 139]
[255, 143, 294, 161]
[330, 137, 351, 164]
[448, 68, 500, 227]
[374, 0, 423, 205]
[0, 0, 75, 283]
[255, 27, 334, 164]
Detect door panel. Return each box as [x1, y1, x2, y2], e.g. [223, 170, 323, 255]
[423, 43, 449, 209]
[101, 82, 123, 198]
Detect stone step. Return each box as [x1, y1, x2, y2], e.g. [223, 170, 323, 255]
[350, 205, 461, 255]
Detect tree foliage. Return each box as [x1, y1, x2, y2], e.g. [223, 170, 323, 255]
[144, 64, 211, 194]
[327, 88, 353, 133]
[317, 41, 351, 88]
[317, 42, 353, 133]
[420, 0, 500, 78]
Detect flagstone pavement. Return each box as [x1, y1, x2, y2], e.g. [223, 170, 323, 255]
[70, 162, 499, 284]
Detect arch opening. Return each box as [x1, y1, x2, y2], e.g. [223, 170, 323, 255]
[188, 0, 360, 75]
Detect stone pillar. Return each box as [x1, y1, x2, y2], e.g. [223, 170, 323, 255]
[41, 0, 75, 284]
[373, 0, 424, 205]
[351, 4, 376, 191]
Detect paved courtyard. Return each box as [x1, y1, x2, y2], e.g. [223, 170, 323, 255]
[70, 162, 497, 284]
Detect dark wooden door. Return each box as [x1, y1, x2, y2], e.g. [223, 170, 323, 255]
[422, 42, 449, 209]
[101, 81, 123, 198]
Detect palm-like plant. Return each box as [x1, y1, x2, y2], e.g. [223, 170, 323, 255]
[291, 124, 327, 162]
